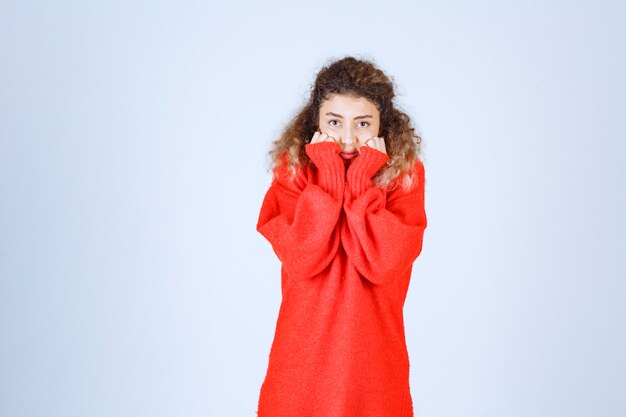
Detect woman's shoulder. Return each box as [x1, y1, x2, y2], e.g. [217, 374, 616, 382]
[272, 151, 310, 191]
[386, 156, 425, 199]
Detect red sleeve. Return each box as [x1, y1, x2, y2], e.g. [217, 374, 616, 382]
[256, 141, 346, 279]
[341, 146, 427, 286]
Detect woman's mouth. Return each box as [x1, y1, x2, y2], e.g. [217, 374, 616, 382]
[340, 150, 358, 160]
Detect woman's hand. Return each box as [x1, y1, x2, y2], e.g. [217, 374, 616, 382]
[310, 131, 339, 144]
[361, 136, 387, 155]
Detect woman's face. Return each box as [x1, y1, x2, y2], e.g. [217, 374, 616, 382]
[318, 94, 380, 159]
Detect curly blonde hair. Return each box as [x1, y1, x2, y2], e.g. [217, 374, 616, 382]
[266, 55, 423, 191]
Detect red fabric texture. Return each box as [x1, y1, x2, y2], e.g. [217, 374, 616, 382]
[256, 140, 427, 416]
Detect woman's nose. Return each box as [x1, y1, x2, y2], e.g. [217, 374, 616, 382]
[340, 128, 357, 144]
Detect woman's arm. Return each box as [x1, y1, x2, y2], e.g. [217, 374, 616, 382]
[257, 141, 345, 279]
[341, 147, 428, 286]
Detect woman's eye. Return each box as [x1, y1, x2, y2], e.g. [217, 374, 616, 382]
[329, 120, 369, 127]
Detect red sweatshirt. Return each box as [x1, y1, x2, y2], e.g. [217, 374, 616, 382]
[256, 140, 427, 417]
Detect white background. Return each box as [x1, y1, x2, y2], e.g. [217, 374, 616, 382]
[1, 1, 624, 416]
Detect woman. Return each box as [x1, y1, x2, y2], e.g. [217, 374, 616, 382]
[256, 56, 428, 417]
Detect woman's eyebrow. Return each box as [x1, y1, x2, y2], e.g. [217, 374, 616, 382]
[325, 112, 373, 120]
